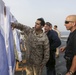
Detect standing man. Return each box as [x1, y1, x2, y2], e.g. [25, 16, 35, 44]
[44, 22, 61, 75]
[60, 15, 76, 75]
[54, 25, 61, 38]
[11, 18, 50, 75]
[54, 25, 61, 58]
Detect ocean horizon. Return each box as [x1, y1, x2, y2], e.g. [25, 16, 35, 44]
[60, 31, 70, 41]
[61, 31, 70, 36]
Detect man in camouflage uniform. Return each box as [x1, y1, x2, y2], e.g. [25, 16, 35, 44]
[11, 18, 50, 75]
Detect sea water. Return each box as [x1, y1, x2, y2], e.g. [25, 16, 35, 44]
[60, 31, 70, 41]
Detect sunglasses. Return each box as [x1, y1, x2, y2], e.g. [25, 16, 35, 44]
[65, 21, 73, 24]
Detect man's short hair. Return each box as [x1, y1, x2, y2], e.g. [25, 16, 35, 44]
[37, 18, 45, 26]
[54, 25, 57, 28]
[45, 22, 52, 27]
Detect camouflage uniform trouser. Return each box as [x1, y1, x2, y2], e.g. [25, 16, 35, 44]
[26, 64, 42, 75]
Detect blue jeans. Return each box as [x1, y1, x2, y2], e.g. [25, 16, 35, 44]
[46, 67, 56, 75]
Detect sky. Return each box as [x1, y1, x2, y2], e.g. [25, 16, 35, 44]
[3, 0, 76, 31]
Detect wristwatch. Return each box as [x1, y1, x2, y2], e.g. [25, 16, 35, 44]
[69, 71, 74, 75]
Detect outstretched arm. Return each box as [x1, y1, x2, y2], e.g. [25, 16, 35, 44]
[11, 22, 31, 35]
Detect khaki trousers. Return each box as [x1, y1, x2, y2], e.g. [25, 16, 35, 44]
[26, 64, 42, 75]
[55, 48, 59, 56]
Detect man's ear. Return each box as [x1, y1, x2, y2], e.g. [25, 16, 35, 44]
[75, 21, 76, 26]
[41, 26, 44, 28]
[73, 22, 76, 26]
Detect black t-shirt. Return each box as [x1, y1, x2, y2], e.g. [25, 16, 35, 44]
[64, 29, 76, 60]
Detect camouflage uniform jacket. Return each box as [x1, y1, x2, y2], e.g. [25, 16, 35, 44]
[13, 23, 50, 66]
